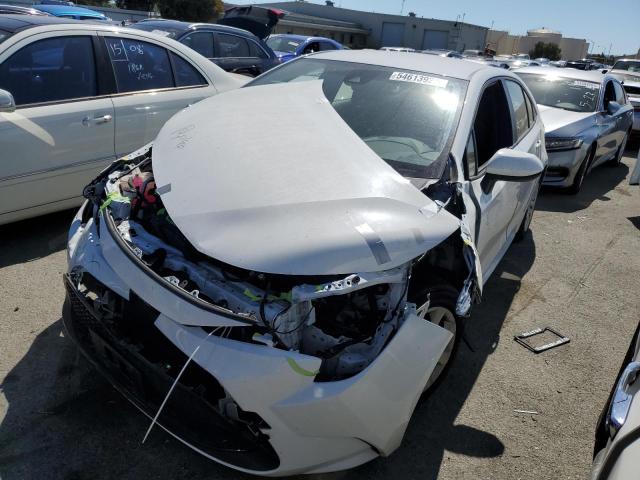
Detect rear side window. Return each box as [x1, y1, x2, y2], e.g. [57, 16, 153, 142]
[0, 35, 96, 106]
[504, 80, 529, 141]
[170, 52, 207, 87]
[319, 41, 337, 51]
[217, 33, 249, 57]
[105, 37, 173, 93]
[473, 81, 513, 169]
[181, 32, 214, 58]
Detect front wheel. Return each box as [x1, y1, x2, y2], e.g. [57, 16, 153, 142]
[412, 284, 462, 393]
[567, 146, 594, 194]
[514, 177, 542, 242]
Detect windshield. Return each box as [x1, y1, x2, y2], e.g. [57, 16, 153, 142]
[249, 58, 467, 179]
[518, 73, 599, 113]
[130, 23, 180, 38]
[0, 30, 10, 44]
[613, 61, 640, 73]
[266, 36, 300, 53]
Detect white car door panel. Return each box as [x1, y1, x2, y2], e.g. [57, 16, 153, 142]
[0, 98, 115, 215]
[0, 32, 116, 216]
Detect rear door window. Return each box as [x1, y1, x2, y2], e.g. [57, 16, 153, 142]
[181, 32, 214, 58]
[105, 37, 173, 93]
[216, 33, 249, 58]
[0, 35, 97, 106]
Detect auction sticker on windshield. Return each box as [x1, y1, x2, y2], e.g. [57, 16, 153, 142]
[390, 71, 448, 88]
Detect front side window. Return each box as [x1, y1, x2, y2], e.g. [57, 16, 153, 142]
[181, 32, 214, 58]
[249, 58, 468, 179]
[613, 81, 627, 105]
[217, 33, 249, 58]
[504, 80, 530, 141]
[518, 73, 600, 113]
[603, 81, 616, 109]
[0, 35, 96, 106]
[473, 81, 513, 168]
[105, 37, 173, 93]
[302, 42, 320, 54]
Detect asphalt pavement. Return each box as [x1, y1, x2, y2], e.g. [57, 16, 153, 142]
[1, 148, 639, 480]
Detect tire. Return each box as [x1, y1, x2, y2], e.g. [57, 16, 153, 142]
[609, 132, 629, 166]
[567, 145, 594, 194]
[410, 283, 462, 393]
[514, 177, 542, 242]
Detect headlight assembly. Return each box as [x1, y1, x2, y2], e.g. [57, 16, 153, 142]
[545, 137, 584, 152]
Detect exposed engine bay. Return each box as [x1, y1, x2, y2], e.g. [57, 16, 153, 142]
[81, 147, 418, 381]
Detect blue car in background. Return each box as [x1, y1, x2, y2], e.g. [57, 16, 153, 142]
[265, 34, 343, 62]
[32, 3, 109, 21]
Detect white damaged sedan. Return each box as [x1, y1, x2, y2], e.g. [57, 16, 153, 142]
[64, 50, 546, 475]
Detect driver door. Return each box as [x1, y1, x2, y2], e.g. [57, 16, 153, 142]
[463, 80, 520, 279]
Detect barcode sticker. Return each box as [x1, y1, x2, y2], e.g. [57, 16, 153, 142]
[389, 71, 448, 88]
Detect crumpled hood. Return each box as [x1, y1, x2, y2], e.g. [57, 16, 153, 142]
[538, 104, 595, 136]
[152, 81, 460, 275]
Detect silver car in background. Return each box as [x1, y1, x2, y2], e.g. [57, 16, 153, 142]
[621, 81, 640, 136]
[516, 67, 633, 193]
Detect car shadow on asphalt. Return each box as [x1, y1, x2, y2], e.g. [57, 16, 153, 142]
[0, 208, 76, 269]
[0, 234, 536, 480]
[536, 162, 630, 214]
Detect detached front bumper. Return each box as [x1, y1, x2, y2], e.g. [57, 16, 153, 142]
[64, 204, 453, 476]
[543, 145, 590, 188]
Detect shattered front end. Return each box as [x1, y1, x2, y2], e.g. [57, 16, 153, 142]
[62, 146, 460, 475]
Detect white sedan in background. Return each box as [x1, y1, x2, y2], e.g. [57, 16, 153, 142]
[516, 67, 633, 193]
[64, 50, 546, 475]
[0, 15, 245, 225]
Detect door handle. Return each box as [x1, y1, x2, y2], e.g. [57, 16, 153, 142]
[94, 114, 112, 124]
[82, 115, 112, 126]
[607, 361, 640, 438]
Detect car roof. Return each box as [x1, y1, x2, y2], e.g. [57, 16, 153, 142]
[0, 13, 80, 32]
[135, 18, 256, 37]
[308, 49, 496, 81]
[515, 66, 607, 83]
[33, 4, 105, 17]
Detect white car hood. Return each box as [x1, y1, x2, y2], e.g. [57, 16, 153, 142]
[538, 104, 594, 134]
[152, 80, 459, 275]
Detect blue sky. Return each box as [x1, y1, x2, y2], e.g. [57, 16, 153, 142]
[234, 0, 640, 55]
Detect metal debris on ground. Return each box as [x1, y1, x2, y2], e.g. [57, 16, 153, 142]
[514, 327, 570, 354]
[513, 409, 539, 415]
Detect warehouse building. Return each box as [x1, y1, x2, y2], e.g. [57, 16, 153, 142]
[487, 28, 588, 60]
[262, 1, 488, 52]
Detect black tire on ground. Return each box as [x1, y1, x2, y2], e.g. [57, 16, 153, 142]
[567, 145, 594, 194]
[409, 283, 462, 394]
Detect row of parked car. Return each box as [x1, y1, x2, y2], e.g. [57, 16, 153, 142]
[0, 8, 638, 479]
